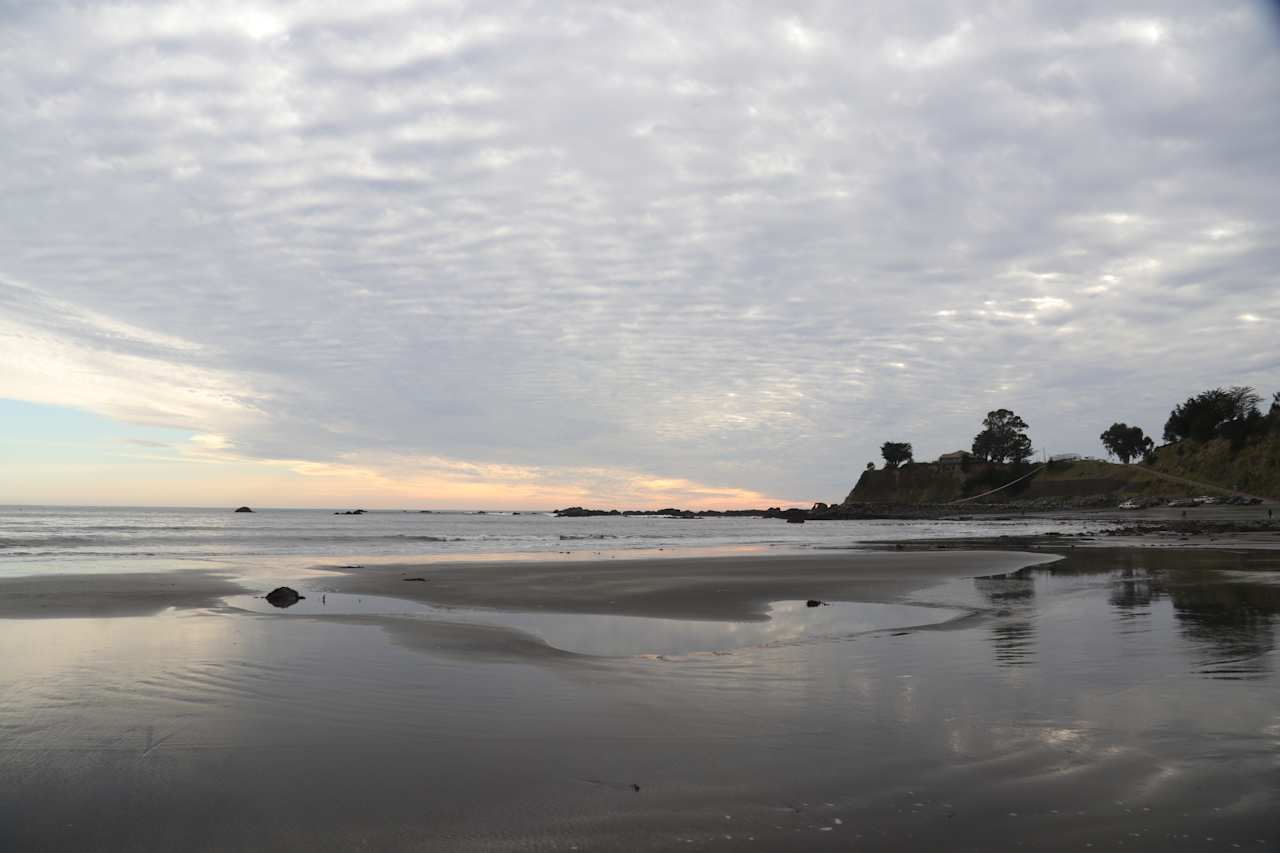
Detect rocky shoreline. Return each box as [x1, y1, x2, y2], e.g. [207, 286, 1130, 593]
[556, 496, 1274, 522]
[861, 517, 1280, 553]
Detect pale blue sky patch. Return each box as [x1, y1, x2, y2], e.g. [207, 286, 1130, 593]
[0, 399, 192, 467]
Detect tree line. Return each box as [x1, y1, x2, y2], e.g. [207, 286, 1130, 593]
[876, 408, 1034, 469]
[873, 386, 1280, 469]
[1100, 386, 1280, 462]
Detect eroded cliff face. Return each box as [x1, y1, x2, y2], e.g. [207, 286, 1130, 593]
[842, 463, 978, 505]
[841, 457, 1216, 507]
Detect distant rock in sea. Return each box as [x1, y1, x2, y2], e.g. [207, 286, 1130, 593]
[233, 506, 254, 513]
[554, 505, 815, 520]
[334, 509, 368, 515]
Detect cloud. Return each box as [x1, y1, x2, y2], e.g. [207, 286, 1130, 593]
[1, 1, 1278, 504]
[115, 437, 173, 449]
[0, 276, 265, 430]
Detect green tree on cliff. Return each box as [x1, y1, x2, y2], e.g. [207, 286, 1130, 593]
[1163, 386, 1261, 443]
[972, 409, 1033, 464]
[880, 442, 913, 467]
[1099, 422, 1154, 463]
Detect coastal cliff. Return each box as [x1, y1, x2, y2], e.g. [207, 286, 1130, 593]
[559, 436, 1280, 521]
[1146, 435, 1280, 500]
[842, 463, 978, 504]
[840, 455, 1253, 507]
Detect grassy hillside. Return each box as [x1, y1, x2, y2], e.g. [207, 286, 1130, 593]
[1146, 434, 1280, 500]
[1019, 459, 1146, 498]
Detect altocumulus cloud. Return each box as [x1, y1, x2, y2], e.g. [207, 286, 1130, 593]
[1, 0, 1277, 506]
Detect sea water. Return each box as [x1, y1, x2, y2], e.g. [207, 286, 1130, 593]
[0, 504, 1101, 576]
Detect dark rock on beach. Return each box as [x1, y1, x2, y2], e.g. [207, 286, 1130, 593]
[806, 600, 827, 608]
[265, 587, 304, 608]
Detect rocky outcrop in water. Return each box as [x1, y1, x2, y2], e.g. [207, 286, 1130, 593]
[553, 506, 815, 519]
[233, 506, 254, 513]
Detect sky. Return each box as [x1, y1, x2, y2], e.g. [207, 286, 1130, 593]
[1, 1, 1278, 509]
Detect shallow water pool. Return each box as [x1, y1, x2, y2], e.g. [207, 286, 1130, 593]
[224, 592, 963, 656]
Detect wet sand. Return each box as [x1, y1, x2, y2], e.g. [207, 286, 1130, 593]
[0, 570, 245, 619]
[324, 549, 1058, 620]
[0, 550, 1049, 664]
[2, 546, 1278, 851]
[306, 551, 1051, 662]
[0, 551, 1054, 623]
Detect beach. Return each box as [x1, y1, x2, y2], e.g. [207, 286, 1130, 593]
[2, 527, 1278, 851]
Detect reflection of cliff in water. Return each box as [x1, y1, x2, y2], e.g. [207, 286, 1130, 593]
[974, 570, 1037, 667]
[1165, 579, 1279, 680]
[995, 550, 1279, 681]
[1108, 568, 1159, 636]
[1099, 553, 1278, 680]
[1109, 568, 1156, 610]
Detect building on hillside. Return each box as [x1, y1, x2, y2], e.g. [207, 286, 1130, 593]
[1050, 453, 1081, 462]
[938, 450, 972, 465]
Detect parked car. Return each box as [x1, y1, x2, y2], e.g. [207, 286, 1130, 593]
[1167, 498, 1200, 508]
[1218, 495, 1262, 506]
[1119, 499, 1143, 510]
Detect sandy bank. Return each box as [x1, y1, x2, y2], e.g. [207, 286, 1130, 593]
[0, 571, 246, 619]
[0, 552, 1053, 623]
[0, 552, 1059, 666]
[324, 550, 1060, 621]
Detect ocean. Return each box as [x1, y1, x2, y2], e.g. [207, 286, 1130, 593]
[0, 504, 1099, 576]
